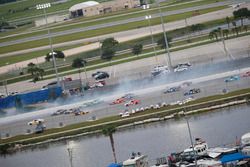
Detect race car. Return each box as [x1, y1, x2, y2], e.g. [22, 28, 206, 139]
[74, 111, 89, 116]
[122, 93, 135, 100]
[224, 75, 240, 82]
[124, 99, 140, 107]
[28, 119, 45, 125]
[184, 88, 201, 96]
[242, 71, 250, 77]
[110, 98, 125, 105]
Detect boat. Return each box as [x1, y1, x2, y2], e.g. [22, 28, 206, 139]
[241, 132, 250, 146]
[182, 138, 208, 157]
[241, 132, 250, 156]
[122, 152, 149, 167]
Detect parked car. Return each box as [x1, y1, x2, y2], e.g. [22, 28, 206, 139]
[184, 88, 201, 96]
[224, 75, 240, 82]
[164, 86, 181, 94]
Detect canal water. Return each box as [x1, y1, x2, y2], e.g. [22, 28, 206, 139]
[1, 104, 250, 167]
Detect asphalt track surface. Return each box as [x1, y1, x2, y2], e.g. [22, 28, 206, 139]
[0, 0, 246, 48]
[0, 56, 250, 137]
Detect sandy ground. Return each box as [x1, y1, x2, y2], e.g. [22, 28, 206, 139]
[1, 4, 249, 75]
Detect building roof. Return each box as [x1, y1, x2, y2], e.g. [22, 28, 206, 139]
[69, 1, 99, 12]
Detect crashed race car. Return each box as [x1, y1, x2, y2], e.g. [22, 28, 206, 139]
[124, 99, 140, 107]
[27, 119, 45, 125]
[110, 98, 126, 105]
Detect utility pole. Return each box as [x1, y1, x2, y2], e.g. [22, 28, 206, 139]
[183, 109, 197, 167]
[156, 0, 172, 69]
[36, 3, 60, 86]
[4, 80, 8, 96]
[143, 3, 158, 62]
[67, 141, 75, 167]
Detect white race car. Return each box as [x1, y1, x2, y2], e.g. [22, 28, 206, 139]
[28, 119, 45, 125]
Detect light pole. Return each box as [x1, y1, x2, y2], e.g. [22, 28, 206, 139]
[36, 3, 60, 85]
[156, 0, 172, 70]
[67, 141, 75, 167]
[143, 3, 158, 62]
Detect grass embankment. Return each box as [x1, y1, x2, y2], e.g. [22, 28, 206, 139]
[0, 0, 226, 43]
[0, 87, 250, 147]
[0, 5, 227, 55]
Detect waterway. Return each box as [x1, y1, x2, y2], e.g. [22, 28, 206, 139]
[1, 104, 250, 167]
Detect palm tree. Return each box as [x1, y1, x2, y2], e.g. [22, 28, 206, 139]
[222, 29, 229, 39]
[226, 17, 230, 29]
[102, 125, 117, 163]
[209, 30, 218, 41]
[209, 32, 215, 40]
[27, 62, 36, 76]
[72, 58, 88, 84]
[132, 43, 143, 56]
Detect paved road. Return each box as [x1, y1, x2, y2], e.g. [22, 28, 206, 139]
[1, 3, 249, 75]
[0, 0, 246, 48]
[1, 35, 249, 93]
[0, 58, 250, 136]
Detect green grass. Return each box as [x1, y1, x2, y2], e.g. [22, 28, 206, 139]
[1, 26, 249, 84]
[0, 16, 233, 68]
[0, 43, 86, 67]
[0, 0, 226, 43]
[0, 6, 226, 55]
[0, 87, 249, 145]
[0, 0, 107, 21]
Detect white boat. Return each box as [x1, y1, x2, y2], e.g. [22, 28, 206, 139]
[182, 138, 208, 157]
[241, 132, 250, 156]
[122, 152, 149, 167]
[241, 132, 250, 146]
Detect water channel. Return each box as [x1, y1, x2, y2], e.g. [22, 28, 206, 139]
[1, 104, 250, 167]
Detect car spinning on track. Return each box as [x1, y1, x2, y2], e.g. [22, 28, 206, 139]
[224, 75, 240, 82]
[28, 119, 45, 125]
[124, 99, 140, 107]
[184, 88, 201, 96]
[242, 71, 250, 77]
[110, 98, 126, 105]
[92, 71, 109, 80]
[181, 81, 192, 88]
[164, 86, 181, 94]
[151, 65, 170, 76]
[74, 111, 89, 116]
[122, 93, 135, 100]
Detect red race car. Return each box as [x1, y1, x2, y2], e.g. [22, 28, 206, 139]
[242, 71, 250, 77]
[110, 98, 125, 105]
[124, 99, 140, 107]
